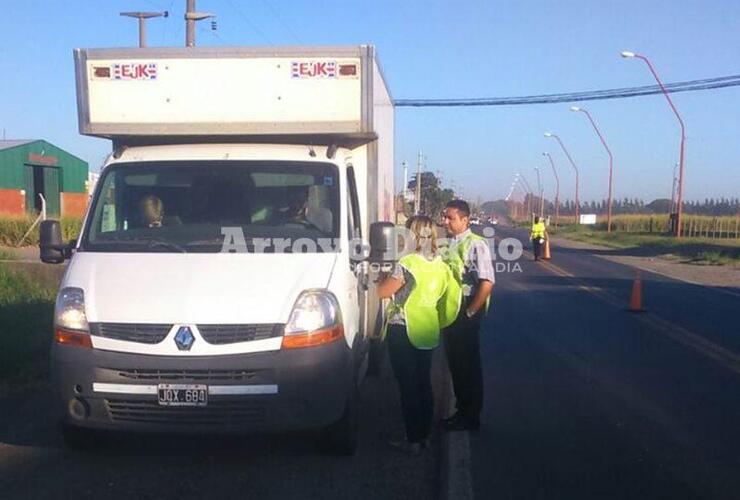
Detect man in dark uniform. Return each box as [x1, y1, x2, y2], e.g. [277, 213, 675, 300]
[441, 200, 495, 431]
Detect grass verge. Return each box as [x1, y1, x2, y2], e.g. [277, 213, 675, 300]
[0, 247, 17, 260]
[0, 263, 57, 393]
[552, 225, 740, 266]
[0, 216, 82, 246]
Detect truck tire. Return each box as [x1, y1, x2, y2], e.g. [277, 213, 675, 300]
[325, 382, 359, 456]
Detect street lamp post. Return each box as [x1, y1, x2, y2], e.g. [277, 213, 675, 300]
[513, 180, 529, 221]
[534, 167, 544, 218]
[669, 162, 678, 213]
[545, 132, 580, 223]
[622, 51, 686, 237]
[519, 173, 536, 222]
[570, 106, 614, 233]
[505, 176, 519, 219]
[543, 152, 560, 227]
[120, 11, 168, 47]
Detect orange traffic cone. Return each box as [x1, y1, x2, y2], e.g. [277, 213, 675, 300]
[543, 239, 551, 260]
[627, 271, 646, 312]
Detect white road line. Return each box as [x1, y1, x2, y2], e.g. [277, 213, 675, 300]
[441, 351, 475, 500]
[443, 431, 475, 500]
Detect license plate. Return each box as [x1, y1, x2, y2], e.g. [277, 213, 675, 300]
[157, 384, 208, 407]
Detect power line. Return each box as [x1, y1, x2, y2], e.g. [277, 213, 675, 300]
[226, 0, 273, 45]
[259, 0, 301, 43]
[142, 0, 168, 9]
[395, 74, 740, 107]
[198, 23, 227, 44]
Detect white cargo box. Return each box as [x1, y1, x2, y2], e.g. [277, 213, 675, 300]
[74, 46, 390, 145]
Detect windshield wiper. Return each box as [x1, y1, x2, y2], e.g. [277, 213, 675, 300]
[145, 238, 188, 253]
[107, 237, 188, 253]
[92, 236, 189, 253]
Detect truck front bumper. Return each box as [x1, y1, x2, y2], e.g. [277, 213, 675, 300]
[51, 339, 353, 434]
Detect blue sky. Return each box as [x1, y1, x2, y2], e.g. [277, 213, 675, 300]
[1, 0, 739, 203]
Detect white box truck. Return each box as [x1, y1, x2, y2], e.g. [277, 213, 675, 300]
[40, 46, 394, 454]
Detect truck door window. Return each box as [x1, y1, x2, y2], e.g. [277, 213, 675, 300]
[347, 166, 362, 241]
[346, 166, 363, 264]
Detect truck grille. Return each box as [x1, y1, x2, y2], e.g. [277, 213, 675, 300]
[90, 323, 284, 345]
[105, 399, 266, 426]
[198, 324, 283, 345]
[115, 368, 258, 382]
[91, 323, 171, 344]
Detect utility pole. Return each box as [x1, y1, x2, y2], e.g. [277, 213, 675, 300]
[185, 0, 216, 47]
[414, 150, 423, 214]
[120, 11, 168, 48]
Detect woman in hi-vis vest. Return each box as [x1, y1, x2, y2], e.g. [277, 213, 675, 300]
[378, 215, 460, 454]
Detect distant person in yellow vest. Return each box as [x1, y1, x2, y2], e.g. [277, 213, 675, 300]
[378, 215, 461, 454]
[530, 216, 548, 261]
[441, 199, 495, 432]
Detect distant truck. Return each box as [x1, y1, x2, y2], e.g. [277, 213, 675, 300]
[40, 46, 394, 454]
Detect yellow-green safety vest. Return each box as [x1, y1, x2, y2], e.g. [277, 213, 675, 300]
[531, 221, 546, 239]
[383, 253, 461, 349]
[441, 231, 491, 313]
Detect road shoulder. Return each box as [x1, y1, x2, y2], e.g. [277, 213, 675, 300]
[551, 235, 740, 291]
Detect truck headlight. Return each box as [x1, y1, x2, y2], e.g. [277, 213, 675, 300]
[282, 290, 343, 349]
[54, 287, 92, 348]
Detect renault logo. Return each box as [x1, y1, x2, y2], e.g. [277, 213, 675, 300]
[174, 326, 195, 351]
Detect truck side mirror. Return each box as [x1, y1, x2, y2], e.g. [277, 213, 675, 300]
[369, 222, 397, 263]
[39, 220, 66, 264]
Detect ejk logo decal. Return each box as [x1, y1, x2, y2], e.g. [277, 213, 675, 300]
[112, 62, 158, 80]
[291, 61, 337, 78]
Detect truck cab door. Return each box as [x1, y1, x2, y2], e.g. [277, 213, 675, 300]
[346, 166, 368, 342]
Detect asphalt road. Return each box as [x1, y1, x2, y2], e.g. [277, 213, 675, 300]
[471, 225, 740, 500]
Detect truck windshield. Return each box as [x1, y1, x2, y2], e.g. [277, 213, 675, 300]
[82, 161, 340, 253]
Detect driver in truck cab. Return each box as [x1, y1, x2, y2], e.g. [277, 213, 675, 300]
[276, 187, 309, 225]
[139, 195, 164, 228]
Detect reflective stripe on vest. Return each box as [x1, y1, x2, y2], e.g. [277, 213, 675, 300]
[384, 253, 460, 349]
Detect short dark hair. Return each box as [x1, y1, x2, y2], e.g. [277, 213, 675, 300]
[534, 216, 540, 223]
[445, 199, 470, 217]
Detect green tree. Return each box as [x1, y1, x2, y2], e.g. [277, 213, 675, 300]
[407, 171, 455, 217]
